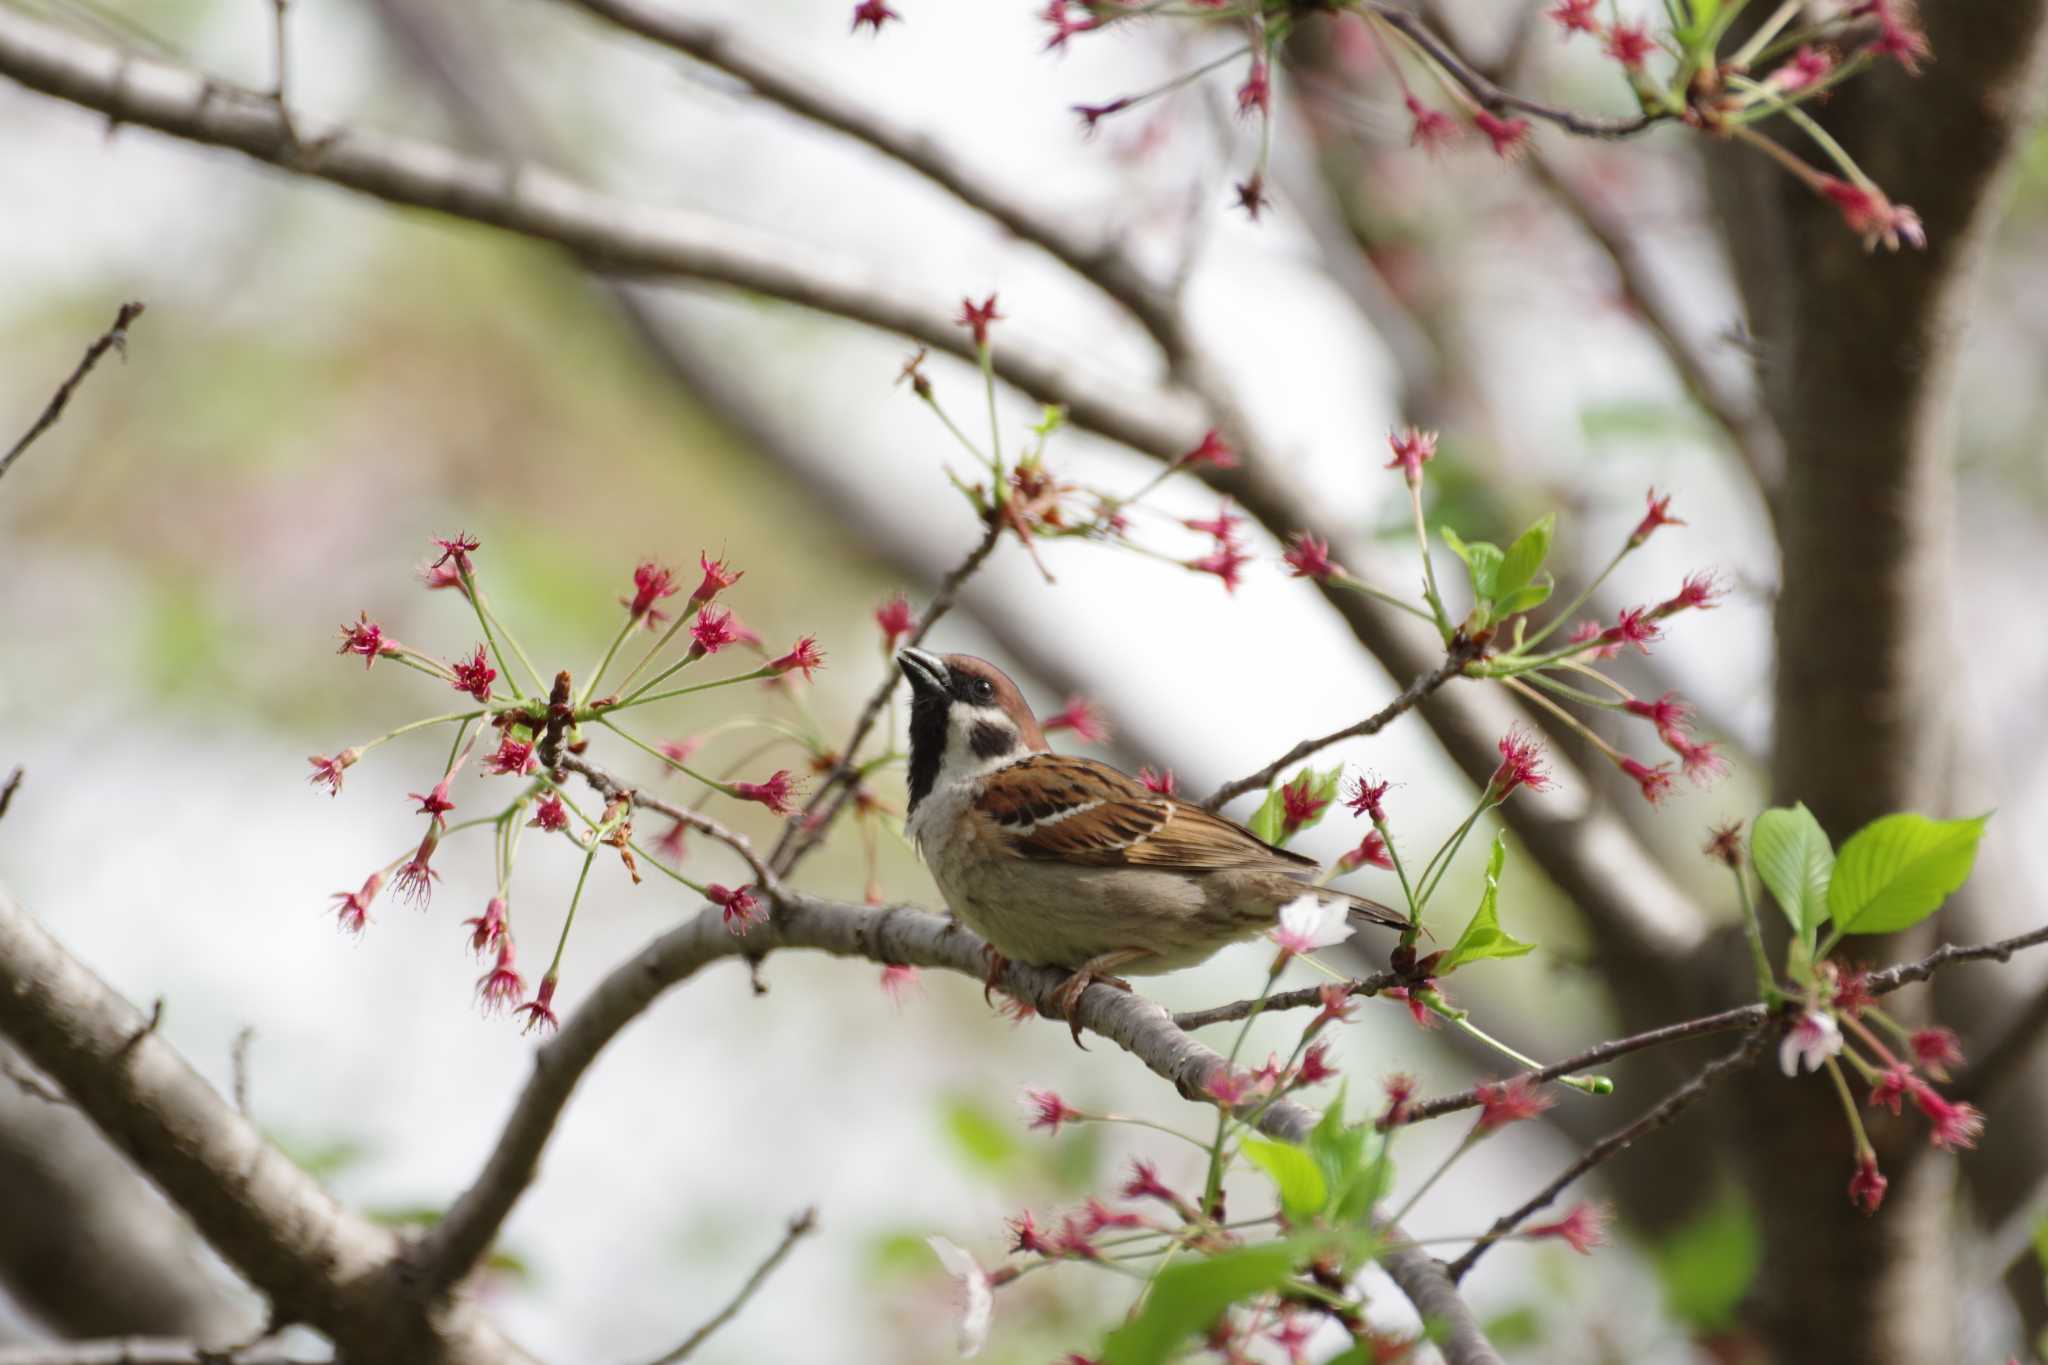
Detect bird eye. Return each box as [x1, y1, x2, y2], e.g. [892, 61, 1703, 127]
[971, 678, 995, 703]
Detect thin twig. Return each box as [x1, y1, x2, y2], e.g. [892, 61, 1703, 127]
[1173, 971, 1404, 1032]
[1201, 642, 1476, 810]
[1, 301, 145, 482]
[766, 517, 1004, 877]
[644, 1207, 817, 1365]
[562, 754, 776, 889]
[0, 766, 22, 823]
[1445, 1030, 1768, 1281]
[231, 1026, 255, 1116]
[1367, 4, 1666, 138]
[1864, 924, 2048, 992]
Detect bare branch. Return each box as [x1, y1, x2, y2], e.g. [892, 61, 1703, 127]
[1, 301, 144, 483]
[1447, 1030, 1769, 1282]
[0, 766, 22, 823]
[0, 1344, 315, 1365]
[560, 754, 776, 888]
[645, 1207, 817, 1365]
[1173, 971, 1404, 1032]
[1202, 642, 1477, 810]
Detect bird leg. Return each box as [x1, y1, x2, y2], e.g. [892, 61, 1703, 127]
[1051, 949, 1148, 1049]
[981, 944, 1011, 1007]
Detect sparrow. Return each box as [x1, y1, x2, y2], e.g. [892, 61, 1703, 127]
[896, 647, 1404, 1043]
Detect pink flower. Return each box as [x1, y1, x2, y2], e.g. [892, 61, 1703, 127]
[1868, 1062, 1912, 1115]
[1007, 1209, 1049, 1256]
[1523, 1201, 1609, 1253]
[1869, 0, 1930, 73]
[1778, 1010, 1842, 1075]
[329, 872, 382, 934]
[1832, 965, 1875, 1018]
[1403, 94, 1459, 155]
[690, 552, 743, 607]
[622, 561, 680, 629]
[1236, 60, 1270, 118]
[1910, 1027, 1965, 1080]
[1476, 1076, 1555, 1133]
[879, 963, 921, 1006]
[1473, 110, 1531, 160]
[449, 644, 496, 701]
[517, 975, 560, 1035]
[1297, 1042, 1338, 1086]
[1600, 606, 1663, 655]
[1271, 897, 1350, 956]
[1026, 1088, 1085, 1135]
[1656, 570, 1725, 615]
[1339, 830, 1394, 872]
[432, 532, 480, 576]
[656, 736, 703, 771]
[410, 776, 456, 823]
[849, 0, 899, 33]
[486, 737, 538, 777]
[1624, 693, 1691, 732]
[1138, 766, 1178, 795]
[875, 594, 917, 650]
[1184, 501, 1244, 543]
[1568, 618, 1622, 661]
[1040, 0, 1102, 51]
[1177, 428, 1239, 470]
[1315, 983, 1359, 1028]
[307, 748, 360, 796]
[463, 897, 509, 956]
[336, 613, 387, 669]
[1278, 772, 1330, 835]
[1074, 98, 1133, 133]
[475, 938, 526, 1015]
[769, 636, 826, 680]
[1384, 427, 1438, 485]
[1121, 1159, 1178, 1204]
[1815, 175, 1925, 252]
[710, 883, 767, 934]
[1629, 489, 1684, 547]
[1188, 542, 1251, 593]
[1488, 726, 1552, 800]
[1909, 1077, 1984, 1151]
[1669, 737, 1726, 785]
[418, 559, 468, 595]
[732, 770, 797, 816]
[1082, 1197, 1144, 1233]
[688, 606, 740, 656]
[1043, 695, 1111, 744]
[1382, 1072, 1418, 1125]
[1770, 45, 1833, 94]
[395, 828, 440, 907]
[1282, 531, 1341, 582]
[1703, 819, 1745, 868]
[957, 294, 1003, 349]
[1345, 775, 1390, 822]
[1619, 756, 1676, 805]
[1848, 1151, 1888, 1214]
[1391, 984, 1446, 1030]
[1547, 0, 1599, 33]
[1204, 1068, 1253, 1106]
[1604, 22, 1654, 69]
[529, 795, 569, 833]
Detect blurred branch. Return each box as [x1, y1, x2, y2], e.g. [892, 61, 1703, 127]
[558, 0, 1181, 350]
[0, 1345, 311, 1365]
[0, 883, 530, 1364]
[0, 301, 144, 484]
[0, 766, 22, 824]
[644, 1207, 816, 1365]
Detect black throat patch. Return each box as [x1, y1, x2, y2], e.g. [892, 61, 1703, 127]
[906, 693, 949, 814]
[969, 719, 1015, 761]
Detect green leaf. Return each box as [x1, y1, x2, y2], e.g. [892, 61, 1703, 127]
[1828, 813, 1988, 937]
[1655, 1192, 1759, 1331]
[1481, 1307, 1545, 1350]
[1439, 527, 1503, 601]
[1438, 835, 1536, 973]
[1751, 804, 1834, 940]
[1240, 1137, 1329, 1225]
[1495, 514, 1554, 598]
[940, 1096, 1020, 1173]
[1494, 576, 1554, 619]
[1100, 1239, 1309, 1365]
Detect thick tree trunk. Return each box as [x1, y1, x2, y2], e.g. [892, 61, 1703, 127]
[1705, 2, 2048, 1359]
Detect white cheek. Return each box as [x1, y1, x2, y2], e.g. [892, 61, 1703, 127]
[939, 705, 1021, 781]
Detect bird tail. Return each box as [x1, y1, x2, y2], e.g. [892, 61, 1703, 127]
[1330, 886, 1408, 932]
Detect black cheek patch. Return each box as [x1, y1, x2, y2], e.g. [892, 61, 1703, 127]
[969, 720, 1015, 760]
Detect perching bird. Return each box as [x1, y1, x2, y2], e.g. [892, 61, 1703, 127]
[897, 647, 1403, 1042]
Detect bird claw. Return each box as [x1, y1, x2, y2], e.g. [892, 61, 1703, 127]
[981, 945, 1011, 1008]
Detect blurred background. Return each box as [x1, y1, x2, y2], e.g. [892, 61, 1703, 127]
[2, 0, 2046, 1361]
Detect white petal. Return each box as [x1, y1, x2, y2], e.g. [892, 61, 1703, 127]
[1777, 1030, 1801, 1077]
[926, 1236, 993, 1358]
[1276, 895, 1351, 951]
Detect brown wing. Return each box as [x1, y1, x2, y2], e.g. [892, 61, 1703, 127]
[983, 754, 1316, 872]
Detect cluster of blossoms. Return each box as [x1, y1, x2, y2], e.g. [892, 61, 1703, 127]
[309, 534, 835, 1032]
[852, 0, 1925, 251]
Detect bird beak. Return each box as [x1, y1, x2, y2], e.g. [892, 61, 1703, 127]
[896, 647, 948, 697]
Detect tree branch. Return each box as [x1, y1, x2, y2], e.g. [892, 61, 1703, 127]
[1, 301, 144, 483]
[644, 1207, 816, 1365]
[0, 1344, 311, 1365]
